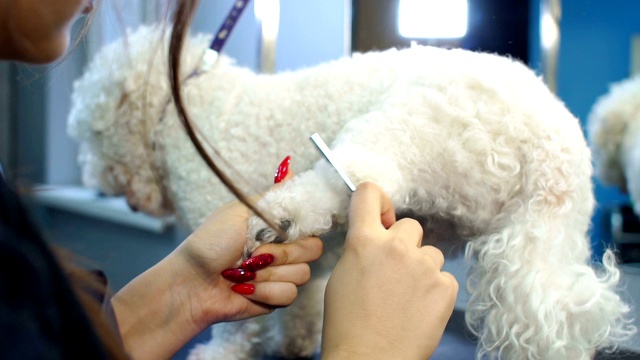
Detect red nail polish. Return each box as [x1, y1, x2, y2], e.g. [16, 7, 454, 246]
[274, 156, 291, 183]
[221, 268, 256, 283]
[231, 283, 255, 295]
[241, 253, 275, 272]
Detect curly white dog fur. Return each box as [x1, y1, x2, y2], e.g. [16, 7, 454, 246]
[68, 25, 634, 359]
[587, 75, 640, 215]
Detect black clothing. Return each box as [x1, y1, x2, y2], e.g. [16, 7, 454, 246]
[0, 176, 111, 359]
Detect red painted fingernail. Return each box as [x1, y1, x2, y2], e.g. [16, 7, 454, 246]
[241, 253, 275, 272]
[231, 283, 255, 295]
[221, 268, 256, 283]
[274, 155, 291, 183]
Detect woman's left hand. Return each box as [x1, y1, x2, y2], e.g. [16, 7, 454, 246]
[112, 164, 323, 360]
[175, 197, 323, 327]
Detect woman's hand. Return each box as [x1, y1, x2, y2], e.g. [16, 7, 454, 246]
[321, 182, 458, 360]
[175, 197, 323, 327]
[112, 157, 323, 360]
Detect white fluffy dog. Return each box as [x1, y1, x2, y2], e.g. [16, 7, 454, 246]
[588, 75, 640, 215]
[68, 25, 634, 359]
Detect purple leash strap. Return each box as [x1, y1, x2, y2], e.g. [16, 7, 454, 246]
[209, 0, 252, 52]
[160, 1, 252, 121]
[182, 0, 252, 82]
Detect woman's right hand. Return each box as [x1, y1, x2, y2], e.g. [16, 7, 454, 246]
[321, 182, 459, 360]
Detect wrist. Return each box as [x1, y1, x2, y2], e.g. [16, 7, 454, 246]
[322, 346, 394, 360]
[322, 333, 426, 360]
[111, 247, 212, 359]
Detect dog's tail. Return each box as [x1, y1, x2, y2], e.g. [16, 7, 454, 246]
[465, 207, 636, 360]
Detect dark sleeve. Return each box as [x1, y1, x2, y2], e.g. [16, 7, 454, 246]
[0, 178, 111, 360]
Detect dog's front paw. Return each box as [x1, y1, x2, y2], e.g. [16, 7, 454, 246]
[244, 217, 301, 259]
[243, 169, 350, 260]
[254, 218, 293, 244]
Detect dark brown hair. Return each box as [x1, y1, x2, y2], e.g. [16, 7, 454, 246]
[57, 249, 130, 359]
[167, 0, 285, 237]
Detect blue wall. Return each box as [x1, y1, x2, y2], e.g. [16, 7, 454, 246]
[531, 0, 640, 259]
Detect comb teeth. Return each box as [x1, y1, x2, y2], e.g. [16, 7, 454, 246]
[309, 133, 356, 192]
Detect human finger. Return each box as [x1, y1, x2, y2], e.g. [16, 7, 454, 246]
[242, 281, 299, 307]
[204, 158, 293, 224]
[441, 271, 460, 295]
[420, 245, 446, 270]
[254, 263, 311, 286]
[389, 217, 424, 247]
[348, 182, 396, 233]
[246, 156, 295, 204]
[250, 236, 323, 266]
[273, 155, 292, 184]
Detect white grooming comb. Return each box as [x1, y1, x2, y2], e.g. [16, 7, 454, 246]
[309, 133, 356, 192]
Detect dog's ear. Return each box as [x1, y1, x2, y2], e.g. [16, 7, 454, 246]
[69, 24, 213, 220]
